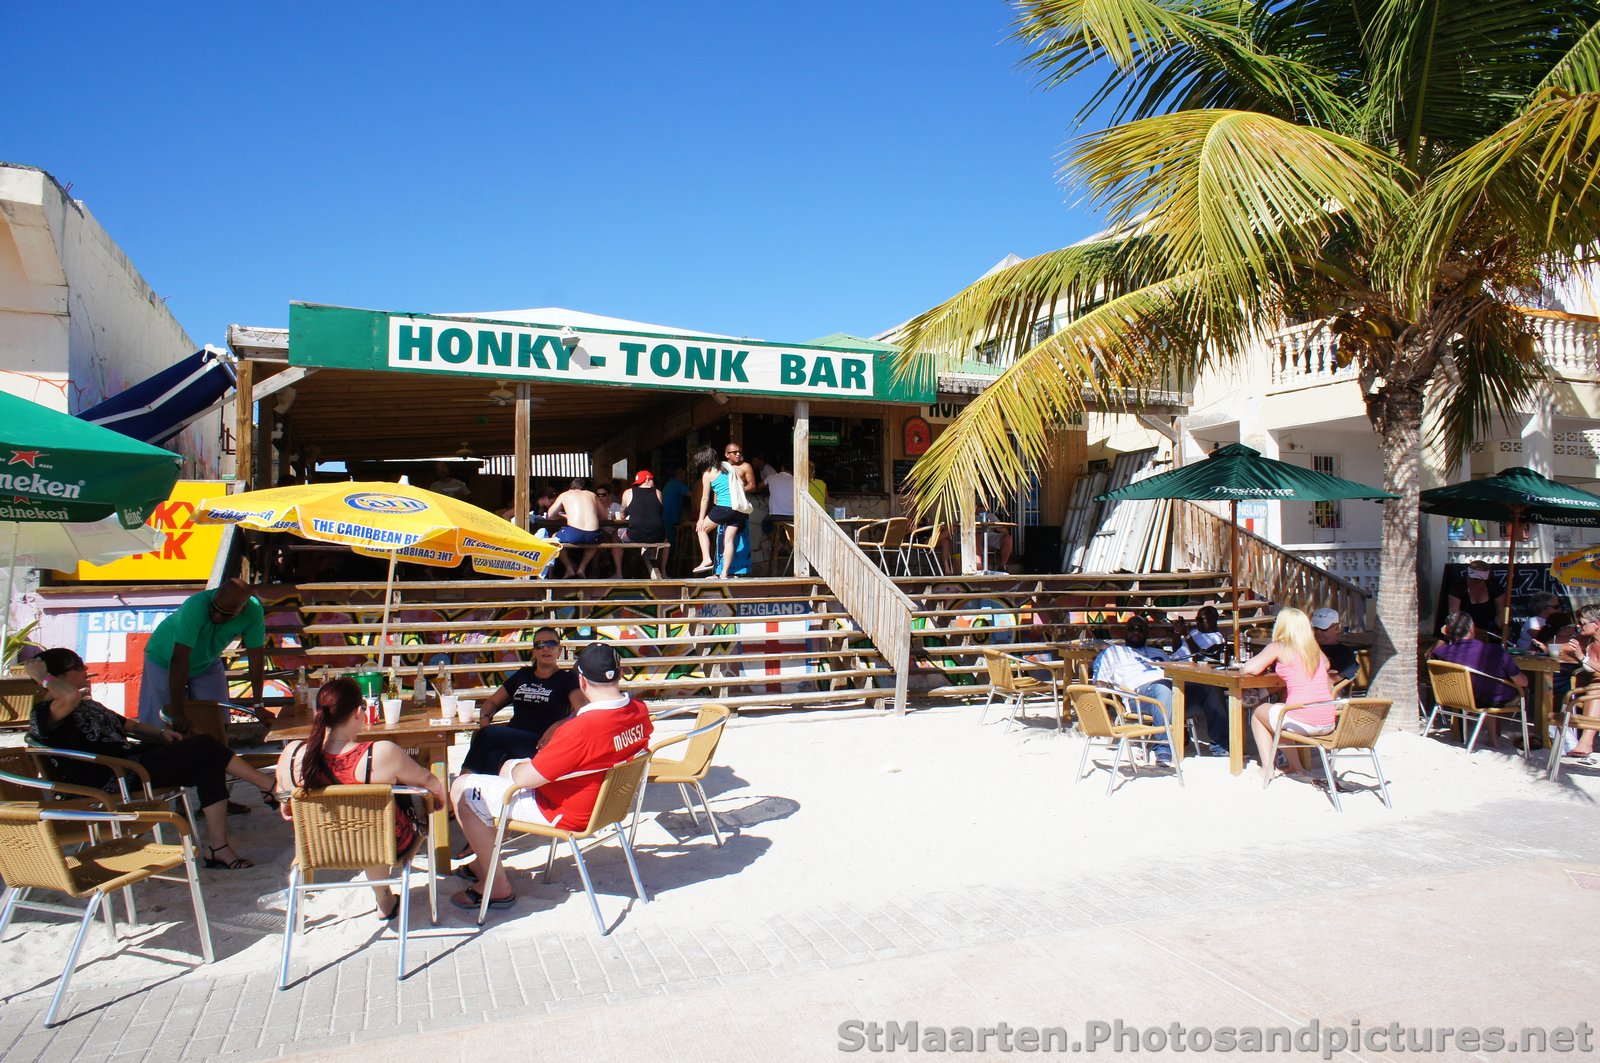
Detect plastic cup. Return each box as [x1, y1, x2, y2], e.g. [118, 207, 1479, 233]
[382, 698, 403, 727]
[456, 699, 477, 724]
[439, 694, 459, 717]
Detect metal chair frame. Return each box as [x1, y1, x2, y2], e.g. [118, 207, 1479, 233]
[278, 784, 437, 988]
[1064, 683, 1184, 795]
[1423, 659, 1532, 755]
[25, 740, 198, 842]
[629, 705, 732, 848]
[1271, 698, 1394, 812]
[980, 649, 1063, 733]
[1547, 688, 1600, 783]
[478, 752, 651, 934]
[0, 806, 213, 1027]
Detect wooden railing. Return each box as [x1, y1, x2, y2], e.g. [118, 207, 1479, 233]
[793, 491, 915, 713]
[1174, 500, 1373, 629]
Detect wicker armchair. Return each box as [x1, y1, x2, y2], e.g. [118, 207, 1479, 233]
[1272, 698, 1394, 811]
[981, 649, 1063, 732]
[279, 783, 436, 988]
[478, 752, 651, 934]
[1423, 659, 1531, 754]
[630, 704, 732, 847]
[0, 805, 213, 1027]
[1065, 683, 1184, 795]
[1547, 687, 1600, 783]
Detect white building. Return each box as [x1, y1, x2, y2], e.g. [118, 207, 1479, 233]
[0, 162, 228, 477]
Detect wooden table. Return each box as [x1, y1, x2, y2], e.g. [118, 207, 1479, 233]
[267, 702, 474, 870]
[1160, 661, 1285, 775]
[1510, 652, 1564, 747]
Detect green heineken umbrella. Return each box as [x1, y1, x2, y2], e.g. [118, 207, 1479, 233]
[1420, 467, 1600, 636]
[0, 391, 182, 653]
[1098, 443, 1396, 655]
[0, 391, 182, 527]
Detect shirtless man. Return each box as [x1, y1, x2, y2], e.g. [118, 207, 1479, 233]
[547, 479, 605, 577]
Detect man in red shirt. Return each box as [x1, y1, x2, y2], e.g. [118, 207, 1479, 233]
[449, 642, 652, 911]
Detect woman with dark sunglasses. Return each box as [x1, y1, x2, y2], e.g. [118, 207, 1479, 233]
[457, 627, 584, 775]
[26, 646, 278, 869]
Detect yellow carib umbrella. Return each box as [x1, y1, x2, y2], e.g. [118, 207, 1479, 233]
[195, 481, 561, 667]
[1553, 546, 1600, 590]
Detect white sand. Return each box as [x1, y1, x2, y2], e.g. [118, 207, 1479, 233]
[0, 701, 1592, 1003]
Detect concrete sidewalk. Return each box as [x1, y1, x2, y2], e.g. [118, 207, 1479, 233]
[281, 857, 1600, 1062]
[1, 704, 1596, 1061]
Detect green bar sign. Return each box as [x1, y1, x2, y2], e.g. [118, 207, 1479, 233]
[287, 303, 934, 404]
[810, 431, 841, 447]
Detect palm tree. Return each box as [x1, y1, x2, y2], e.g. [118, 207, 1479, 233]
[893, 0, 1600, 707]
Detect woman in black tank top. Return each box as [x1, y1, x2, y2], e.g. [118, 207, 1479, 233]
[620, 472, 667, 579]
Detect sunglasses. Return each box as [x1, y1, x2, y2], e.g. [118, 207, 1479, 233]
[210, 603, 243, 619]
[533, 639, 561, 649]
[725, 450, 742, 456]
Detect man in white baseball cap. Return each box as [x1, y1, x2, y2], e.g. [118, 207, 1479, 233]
[1310, 608, 1360, 684]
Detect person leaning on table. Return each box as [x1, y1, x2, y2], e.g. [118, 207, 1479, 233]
[137, 577, 267, 728]
[1240, 607, 1335, 783]
[457, 625, 584, 776]
[448, 643, 652, 913]
[275, 676, 447, 921]
[26, 646, 277, 870]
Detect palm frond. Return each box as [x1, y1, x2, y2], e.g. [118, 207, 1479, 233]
[1411, 89, 1600, 300]
[1007, 0, 1346, 124]
[904, 273, 1238, 519]
[1361, 0, 1600, 164]
[1426, 296, 1550, 467]
[1073, 109, 1401, 298]
[886, 236, 1161, 393]
[1537, 16, 1600, 95]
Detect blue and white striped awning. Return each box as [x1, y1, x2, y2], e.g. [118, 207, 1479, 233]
[78, 346, 236, 446]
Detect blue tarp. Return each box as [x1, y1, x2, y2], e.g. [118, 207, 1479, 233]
[77, 347, 235, 446]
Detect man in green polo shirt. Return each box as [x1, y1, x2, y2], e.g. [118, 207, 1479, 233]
[138, 578, 267, 726]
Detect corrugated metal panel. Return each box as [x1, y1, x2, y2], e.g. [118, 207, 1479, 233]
[477, 453, 589, 477]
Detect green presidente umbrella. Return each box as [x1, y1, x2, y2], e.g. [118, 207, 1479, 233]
[1098, 443, 1396, 656]
[1420, 467, 1600, 636]
[0, 391, 182, 650]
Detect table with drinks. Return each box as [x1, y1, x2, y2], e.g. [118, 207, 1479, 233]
[267, 673, 481, 871]
[1160, 660, 1286, 775]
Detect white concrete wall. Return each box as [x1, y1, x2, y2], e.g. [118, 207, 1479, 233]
[0, 164, 226, 478]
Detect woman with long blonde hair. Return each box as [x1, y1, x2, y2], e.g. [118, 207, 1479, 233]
[1240, 607, 1335, 781]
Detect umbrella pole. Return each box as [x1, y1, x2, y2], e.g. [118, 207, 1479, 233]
[0, 524, 18, 662]
[376, 552, 398, 671]
[1231, 501, 1242, 660]
[1503, 509, 1521, 639]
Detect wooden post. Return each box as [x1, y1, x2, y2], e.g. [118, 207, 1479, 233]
[234, 359, 255, 488]
[514, 383, 532, 527]
[793, 399, 811, 577]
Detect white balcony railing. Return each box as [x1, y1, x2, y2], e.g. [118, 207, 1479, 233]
[1268, 320, 1358, 390]
[1268, 311, 1600, 391]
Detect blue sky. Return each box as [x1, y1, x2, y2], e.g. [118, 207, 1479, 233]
[11, 2, 1104, 348]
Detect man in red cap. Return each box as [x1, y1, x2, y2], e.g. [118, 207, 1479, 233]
[615, 469, 666, 580]
[448, 642, 652, 912]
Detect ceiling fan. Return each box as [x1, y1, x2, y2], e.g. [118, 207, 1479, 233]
[485, 380, 545, 407]
[454, 441, 475, 458]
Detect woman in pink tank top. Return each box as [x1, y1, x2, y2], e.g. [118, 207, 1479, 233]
[1241, 607, 1335, 782]
[275, 677, 446, 921]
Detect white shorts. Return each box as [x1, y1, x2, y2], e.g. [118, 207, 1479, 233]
[456, 772, 557, 827]
[1267, 704, 1335, 737]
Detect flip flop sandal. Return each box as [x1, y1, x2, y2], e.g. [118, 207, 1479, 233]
[451, 888, 513, 911]
[456, 863, 479, 884]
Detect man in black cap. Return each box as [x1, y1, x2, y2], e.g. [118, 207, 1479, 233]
[449, 642, 652, 912]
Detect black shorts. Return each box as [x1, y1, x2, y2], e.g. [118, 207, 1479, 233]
[707, 505, 749, 529]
